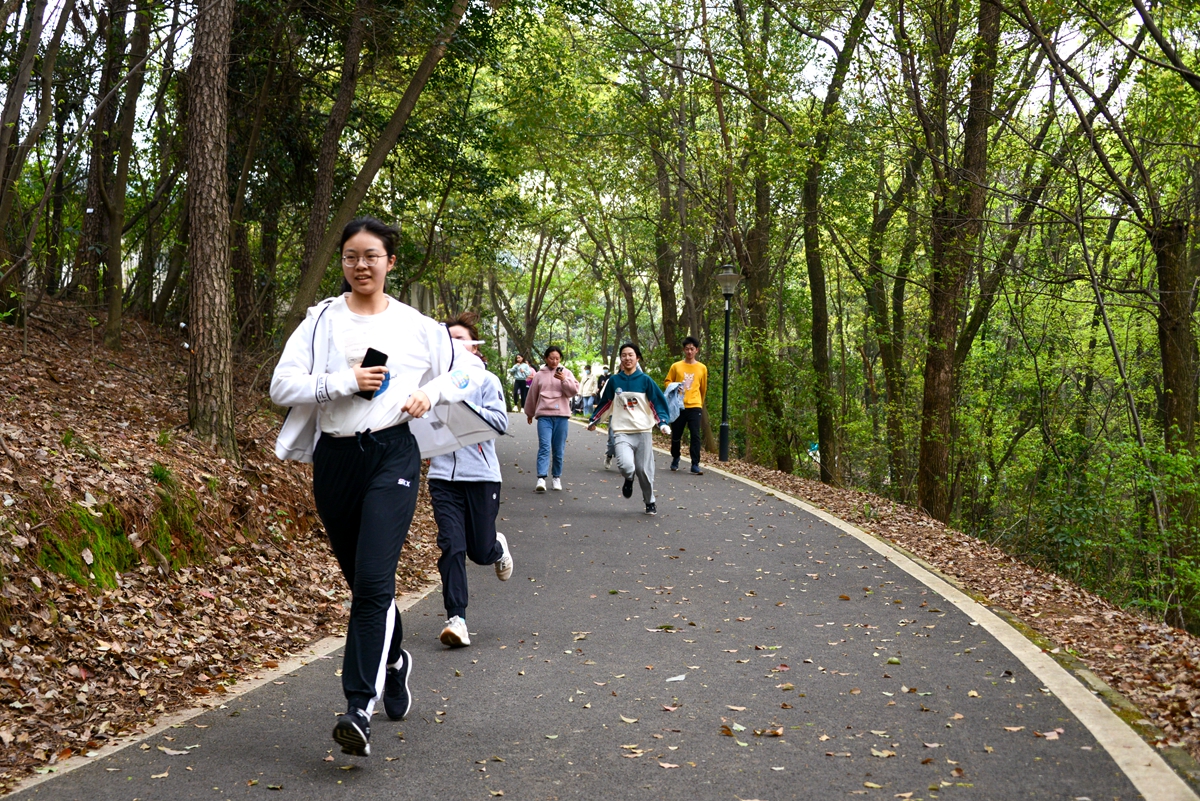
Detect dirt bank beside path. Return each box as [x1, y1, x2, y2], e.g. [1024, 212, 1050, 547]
[0, 306, 439, 792]
[716, 458, 1200, 772]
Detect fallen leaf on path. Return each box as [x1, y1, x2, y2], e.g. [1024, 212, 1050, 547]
[872, 748, 896, 758]
[864, 781, 882, 788]
[666, 674, 686, 682]
[157, 746, 188, 756]
[658, 762, 679, 769]
[620, 716, 638, 724]
[967, 690, 980, 697]
[727, 705, 746, 711]
[151, 769, 169, 779]
[1003, 726, 1024, 732]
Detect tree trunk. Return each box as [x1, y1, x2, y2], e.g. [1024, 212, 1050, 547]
[797, 0, 875, 483]
[297, 0, 370, 287]
[186, 0, 238, 458]
[1153, 219, 1197, 630]
[72, 0, 128, 299]
[865, 152, 921, 498]
[102, 5, 151, 349]
[0, 0, 48, 270]
[257, 203, 280, 337]
[153, 200, 189, 324]
[281, 0, 469, 339]
[916, 0, 1001, 522]
[232, 221, 257, 346]
[650, 145, 679, 350]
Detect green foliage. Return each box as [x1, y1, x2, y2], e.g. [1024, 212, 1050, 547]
[147, 464, 207, 568]
[38, 504, 139, 589]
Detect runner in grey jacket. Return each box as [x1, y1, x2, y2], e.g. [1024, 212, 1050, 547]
[427, 313, 514, 648]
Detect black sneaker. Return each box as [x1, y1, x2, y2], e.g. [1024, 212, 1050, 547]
[691, 465, 704, 475]
[670, 458, 680, 471]
[622, 478, 633, 498]
[332, 707, 371, 756]
[645, 502, 657, 515]
[383, 648, 412, 721]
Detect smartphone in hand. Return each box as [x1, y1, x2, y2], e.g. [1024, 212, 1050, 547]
[355, 347, 388, 400]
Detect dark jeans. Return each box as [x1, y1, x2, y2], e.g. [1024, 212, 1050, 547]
[313, 423, 419, 714]
[513, 380, 529, 409]
[428, 479, 503, 619]
[671, 407, 703, 467]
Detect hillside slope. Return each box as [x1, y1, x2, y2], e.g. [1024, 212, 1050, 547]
[0, 305, 439, 790]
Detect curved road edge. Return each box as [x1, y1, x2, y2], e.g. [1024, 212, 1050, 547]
[567, 417, 1199, 801]
[8, 582, 442, 798]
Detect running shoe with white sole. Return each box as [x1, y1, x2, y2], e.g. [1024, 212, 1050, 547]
[535, 477, 546, 492]
[332, 708, 371, 756]
[494, 532, 513, 581]
[440, 615, 470, 647]
[551, 477, 562, 491]
[604, 455, 612, 470]
[383, 649, 412, 721]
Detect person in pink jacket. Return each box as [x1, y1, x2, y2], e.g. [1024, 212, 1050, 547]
[523, 345, 579, 491]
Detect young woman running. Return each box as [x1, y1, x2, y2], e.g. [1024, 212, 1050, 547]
[427, 312, 513, 648]
[523, 345, 579, 491]
[271, 217, 484, 757]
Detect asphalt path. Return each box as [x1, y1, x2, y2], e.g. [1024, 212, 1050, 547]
[20, 415, 1151, 800]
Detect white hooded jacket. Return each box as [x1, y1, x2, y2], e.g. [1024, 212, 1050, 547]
[270, 295, 491, 462]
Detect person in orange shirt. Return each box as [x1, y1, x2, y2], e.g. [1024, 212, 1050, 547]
[664, 336, 708, 475]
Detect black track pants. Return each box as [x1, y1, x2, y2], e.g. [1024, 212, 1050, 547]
[671, 407, 703, 467]
[428, 479, 503, 619]
[312, 423, 419, 713]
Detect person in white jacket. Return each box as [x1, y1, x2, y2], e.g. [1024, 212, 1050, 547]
[270, 217, 484, 759]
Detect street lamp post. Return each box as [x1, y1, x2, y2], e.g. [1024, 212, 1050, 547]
[715, 265, 742, 462]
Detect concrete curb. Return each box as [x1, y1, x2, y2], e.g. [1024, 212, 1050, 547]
[569, 419, 1199, 799]
[8, 581, 440, 798]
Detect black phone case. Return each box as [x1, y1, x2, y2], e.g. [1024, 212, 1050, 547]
[355, 347, 388, 400]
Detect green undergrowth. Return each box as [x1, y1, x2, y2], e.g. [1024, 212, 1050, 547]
[36, 462, 209, 590]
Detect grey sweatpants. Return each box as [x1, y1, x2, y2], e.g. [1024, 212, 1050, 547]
[614, 431, 655, 505]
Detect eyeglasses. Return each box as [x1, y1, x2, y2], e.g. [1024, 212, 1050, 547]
[341, 254, 385, 267]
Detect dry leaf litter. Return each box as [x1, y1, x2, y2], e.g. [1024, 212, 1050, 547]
[0, 305, 438, 791]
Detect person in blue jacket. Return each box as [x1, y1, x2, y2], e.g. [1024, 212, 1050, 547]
[588, 343, 672, 514]
[427, 312, 514, 648]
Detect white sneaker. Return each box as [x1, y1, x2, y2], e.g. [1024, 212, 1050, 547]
[604, 455, 612, 470]
[494, 532, 513, 581]
[535, 478, 546, 492]
[551, 477, 562, 491]
[440, 615, 470, 647]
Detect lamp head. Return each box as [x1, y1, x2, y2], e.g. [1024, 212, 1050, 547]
[716, 265, 742, 299]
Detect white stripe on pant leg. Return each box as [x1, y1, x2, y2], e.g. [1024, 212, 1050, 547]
[364, 599, 396, 717]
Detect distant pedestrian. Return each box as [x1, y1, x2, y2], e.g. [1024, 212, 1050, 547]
[601, 362, 631, 470]
[270, 216, 488, 758]
[578, 367, 599, 418]
[428, 313, 514, 649]
[508, 355, 534, 412]
[588, 343, 671, 515]
[665, 336, 708, 475]
[524, 346, 579, 492]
